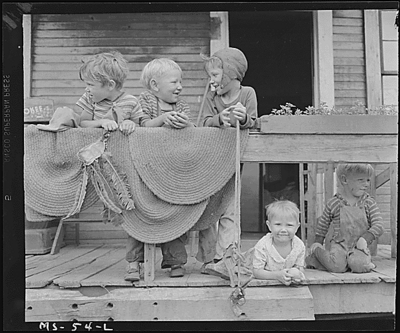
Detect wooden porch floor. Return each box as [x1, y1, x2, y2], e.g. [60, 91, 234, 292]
[25, 236, 396, 321]
[25, 238, 396, 289]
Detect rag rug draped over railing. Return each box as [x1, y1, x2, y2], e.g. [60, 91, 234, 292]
[24, 126, 249, 243]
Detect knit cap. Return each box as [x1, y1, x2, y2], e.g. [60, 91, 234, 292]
[213, 47, 248, 86]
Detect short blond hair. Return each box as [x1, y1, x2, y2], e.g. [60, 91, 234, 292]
[265, 200, 300, 223]
[140, 58, 182, 90]
[79, 51, 129, 90]
[336, 163, 374, 183]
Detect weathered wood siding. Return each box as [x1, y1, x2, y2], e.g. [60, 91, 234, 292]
[374, 164, 395, 245]
[30, 13, 210, 123]
[333, 10, 367, 109]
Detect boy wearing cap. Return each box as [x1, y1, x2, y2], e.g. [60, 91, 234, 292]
[200, 47, 258, 272]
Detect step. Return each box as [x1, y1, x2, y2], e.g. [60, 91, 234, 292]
[26, 286, 314, 321]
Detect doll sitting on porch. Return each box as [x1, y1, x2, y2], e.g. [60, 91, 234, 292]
[305, 163, 384, 273]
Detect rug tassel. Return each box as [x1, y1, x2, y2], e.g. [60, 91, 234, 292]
[64, 166, 89, 219]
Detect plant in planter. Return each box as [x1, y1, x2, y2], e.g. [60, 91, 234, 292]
[260, 101, 398, 135]
[271, 101, 398, 116]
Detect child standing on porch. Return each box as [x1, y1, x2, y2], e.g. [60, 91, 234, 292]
[199, 47, 258, 272]
[124, 58, 195, 281]
[77, 51, 145, 134]
[305, 163, 384, 273]
[77, 51, 175, 132]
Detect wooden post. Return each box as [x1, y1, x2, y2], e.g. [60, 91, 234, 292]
[144, 243, 156, 284]
[324, 162, 334, 203]
[299, 163, 306, 245]
[369, 164, 378, 256]
[364, 10, 382, 110]
[189, 231, 198, 257]
[259, 163, 265, 232]
[389, 163, 397, 258]
[307, 164, 318, 247]
[50, 220, 65, 255]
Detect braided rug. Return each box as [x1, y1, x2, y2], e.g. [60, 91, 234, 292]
[129, 127, 249, 205]
[24, 125, 101, 221]
[24, 126, 249, 243]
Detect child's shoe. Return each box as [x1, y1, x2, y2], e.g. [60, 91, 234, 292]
[200, 262, 212, 275]
[170, 265, 185, 278]
[205, 261, 230, 280]
[124, 262, 140, 281]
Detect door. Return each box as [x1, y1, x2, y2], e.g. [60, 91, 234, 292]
[229, 10, 314, 232]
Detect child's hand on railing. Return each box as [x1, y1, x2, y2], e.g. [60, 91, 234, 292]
[119, 120, 136, 135]
[171, 112, 191, 129]
[276, 269, 293, 286]
[220, 108, 232, 127]
[231, 102, 247, 124]
[100, 119, 119, 131]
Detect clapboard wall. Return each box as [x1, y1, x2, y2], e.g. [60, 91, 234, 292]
[332, 10, 367, 109]
[30, 13, 210, 123]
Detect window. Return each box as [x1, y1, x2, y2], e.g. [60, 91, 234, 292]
[380, 10, 398, 108]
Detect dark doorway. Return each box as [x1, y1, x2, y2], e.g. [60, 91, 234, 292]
[229, 11, 313, 233]
[229, 10, 313, 115]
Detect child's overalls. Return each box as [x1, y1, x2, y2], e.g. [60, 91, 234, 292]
[312, 197, 374, 273]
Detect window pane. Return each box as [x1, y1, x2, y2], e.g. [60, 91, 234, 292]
[382, 41, 399, 72]
[381, 10, 398, 41]
[382, 76, 398, 106]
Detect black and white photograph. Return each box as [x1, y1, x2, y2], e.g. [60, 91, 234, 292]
[3, 1, 398, 330]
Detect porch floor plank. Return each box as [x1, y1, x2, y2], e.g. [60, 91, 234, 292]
[26, 245, 115, 288]
[25, 243, 396, 289]
[25, 243, 396, 320]
[26, 244, 105, 277]
[53, 247, 124, 288]
[371, 257, 396, 282]
[81, 257, 131, 287]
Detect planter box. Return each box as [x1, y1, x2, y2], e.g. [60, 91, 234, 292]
[260, 115, 398, 134]
[245, 115, 398, 163]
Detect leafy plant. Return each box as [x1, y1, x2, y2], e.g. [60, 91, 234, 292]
[271, 101, 398, 116]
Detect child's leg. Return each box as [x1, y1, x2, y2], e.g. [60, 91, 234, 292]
[215, 196, 240, 261]
[196, 223, 217, 264]
[313, 242, 348, 273]
[125, 235, 144, 281]
[125, 235, 144, 263]
[160, 234, 188, 269]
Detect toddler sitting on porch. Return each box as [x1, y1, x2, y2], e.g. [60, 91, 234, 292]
[305, 163, 384, 273]
[206, 200, 306, 286]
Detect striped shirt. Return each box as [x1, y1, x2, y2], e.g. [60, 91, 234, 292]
[315, 193, 384, 241]
[76, 91, 149, 125]
[138, 90, 191, 121]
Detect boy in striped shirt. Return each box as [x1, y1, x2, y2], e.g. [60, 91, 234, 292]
[77, 51, 158, 134]
[306, 163, 383, 273]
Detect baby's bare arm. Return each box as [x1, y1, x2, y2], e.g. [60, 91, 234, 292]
[253, 268, 292, 285]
